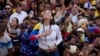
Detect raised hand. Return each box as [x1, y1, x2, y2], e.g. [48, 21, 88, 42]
[42, 29, 52, 37]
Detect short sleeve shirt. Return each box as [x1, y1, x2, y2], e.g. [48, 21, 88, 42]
[0, 33, 13, 56]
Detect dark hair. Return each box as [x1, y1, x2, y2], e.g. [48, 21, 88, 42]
[44, 3, 52, 10]
[20, 23, 28, 29]
[61, 12, 70, 23]
[76, 43, 83, 50]
[31, 16, 39, 22]
[64, 0, 72, 7]
[95, 16, 100, 20]
[24, 16, 30, 21]
[11, 17, 19, 29]
[0, 23, 7, 32]
[2, 14, 9, 19]
[15, 3, 21, 8]
[89, 49, 98, 55]
[78, 14, 84, 18]
[62, 42, 70, 51]
[14, 17, 19, 25]
[50, 18, 55, 25]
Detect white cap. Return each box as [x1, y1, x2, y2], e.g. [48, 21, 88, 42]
[77, 28, 85, 33]
[77, 18, 89, 27]
[70, 45, 77, 53]
[89, 6, 96, 10]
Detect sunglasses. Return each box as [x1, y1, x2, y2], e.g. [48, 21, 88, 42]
[90, 9, 96, 11]
[5, 8, 10, 10]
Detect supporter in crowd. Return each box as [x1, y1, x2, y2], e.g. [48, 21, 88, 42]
[2, 14, 9, 24]
[29, 1, 37, 18]
[21, 1, 29, 13]
[30, 9, 62, 56]
[0, 23, 13, 56]
[4, 4, 13, 17]
[20, 17, 39, 56]
[10, 3, 27, 25]
[6, 17, 21, 56]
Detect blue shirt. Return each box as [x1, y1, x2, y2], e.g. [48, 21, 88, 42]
[20, 28, 38, 56]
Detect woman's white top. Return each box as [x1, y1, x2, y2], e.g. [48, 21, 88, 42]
[39, 24, 62, 50]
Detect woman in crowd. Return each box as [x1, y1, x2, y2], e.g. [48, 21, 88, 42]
[6, 17, 21, 56]
[30, 9, 62, 56]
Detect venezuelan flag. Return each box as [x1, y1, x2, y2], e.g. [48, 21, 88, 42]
[29, 23, 41, 40]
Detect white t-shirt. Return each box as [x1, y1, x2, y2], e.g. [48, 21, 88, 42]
[10, 11, 27, 24]
[70, 13, 79, 23]
[39, 24, 62, 50]
[0, 33, 13, 56]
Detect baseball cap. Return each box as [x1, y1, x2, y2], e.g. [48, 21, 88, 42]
[89, 6, 96, 10]
[77, 28, 85, 33]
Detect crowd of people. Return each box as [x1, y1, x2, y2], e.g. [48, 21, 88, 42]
[0, 0, 100, 56]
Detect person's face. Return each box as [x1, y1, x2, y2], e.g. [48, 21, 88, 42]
[96, 2, 100, 9]
[21, 1, 27, 9]
[23, 19, 30, 25]
[45, 4, 51, 10]
[95, 37, 100, 42]
[50, 0, 56, 6]
[63, 48, 70, 56]
[71, 7, 79, 15]
[2, 19, 9, 24]
[95, 19, 100, 28]
[43, 10, 52, 20]
[16, 6, 22, 12]
[39, 3, 44, 11]
[77, 31, 83, 37]
[89, 20, 94, 26]
[88, 44, 94, 51]
[59, 24, 64, 31]
[10, 18, 18, 26]
[30, 19, 38, 27]
[78, 16, 84, 20]
[60, 0, 64, 5]
[31, 2, 37, 9]
[5, 5, 12, 13]
[73, 0, 79, 4]
[70, 38, 76, 44]
[89, 9, 96, 16]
